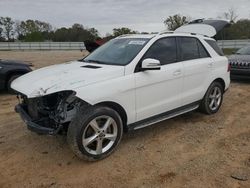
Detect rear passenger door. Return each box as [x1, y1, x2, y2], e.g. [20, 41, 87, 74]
[177, 37, 213, 106]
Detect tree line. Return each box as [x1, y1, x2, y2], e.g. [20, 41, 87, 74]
[0, 18, 101, 42]
[0, 9, 249, 42]
[0, 17, 142, 42]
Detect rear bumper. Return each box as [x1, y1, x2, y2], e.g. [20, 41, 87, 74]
[15, 104, 58, 135]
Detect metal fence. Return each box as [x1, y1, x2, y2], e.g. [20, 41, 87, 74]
[0, 42, 86, 51]
[217, 40, 250, 49]
[0, 40, 250, 51]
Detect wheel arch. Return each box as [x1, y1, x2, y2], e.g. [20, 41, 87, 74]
[95, 101, 128, 132]
[212, 78, 226, 92]
[202, 77, 226, 100]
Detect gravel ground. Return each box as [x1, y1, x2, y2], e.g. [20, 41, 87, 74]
[0, 51, 249, 188]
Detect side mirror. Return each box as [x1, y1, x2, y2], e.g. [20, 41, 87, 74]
[141, 58, 161, 71]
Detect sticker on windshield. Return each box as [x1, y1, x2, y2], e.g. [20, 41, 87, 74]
[128, 41, 146, 45]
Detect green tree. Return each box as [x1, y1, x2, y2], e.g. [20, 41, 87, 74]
[53, 27, 69, 41]
[0, 17, 15, 41]
[24, 32, 44, 42]
[0, 27, 5, 41]
[19, 20, 39, 35]
[164, 14, 189, 31]
[19, 19, 52, 34]
[15, 21, 23, 40]
[17, 19, 52, 41]
[215, 19, 250, 40]
[113, 27, 137, 37]
[35, 20, 52, 32]
[88, 27, 99, 39]
[52, 24, 99, 42]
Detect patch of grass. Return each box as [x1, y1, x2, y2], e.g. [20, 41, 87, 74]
[223, 48, 238, 55]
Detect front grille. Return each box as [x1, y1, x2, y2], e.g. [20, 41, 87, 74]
[229, 61, 250, 69]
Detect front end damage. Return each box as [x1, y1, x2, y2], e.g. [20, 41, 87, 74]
[15, 91, 85, 135]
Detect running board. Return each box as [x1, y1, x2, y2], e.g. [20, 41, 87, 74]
[128, 102, 200, 131]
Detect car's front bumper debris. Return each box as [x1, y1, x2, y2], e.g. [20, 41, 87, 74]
[15, 104, 60, 135]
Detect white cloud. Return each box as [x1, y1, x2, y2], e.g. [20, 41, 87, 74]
[0, 0, 249, 36]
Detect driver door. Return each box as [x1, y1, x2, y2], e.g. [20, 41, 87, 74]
[135, 37, 183, 121]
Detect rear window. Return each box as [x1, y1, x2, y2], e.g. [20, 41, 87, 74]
[205, 40, 224, 56]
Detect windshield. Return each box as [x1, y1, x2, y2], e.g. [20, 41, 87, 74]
[84, 38, 149, 65]
[236, 46, 250, 55]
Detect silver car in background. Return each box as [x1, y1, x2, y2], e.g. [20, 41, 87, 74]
[229, 46, 250, 79]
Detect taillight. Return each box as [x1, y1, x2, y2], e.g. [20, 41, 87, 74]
[227, 63, 231, 72]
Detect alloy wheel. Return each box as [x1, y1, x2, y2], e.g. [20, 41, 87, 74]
[82, 116, 118, 155]
[208, 86, 222, 111]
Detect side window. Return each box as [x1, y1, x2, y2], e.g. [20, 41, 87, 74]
[205, 40, 224, 56]
[143, 37, 177, 65]
[197, 40, 210, 58]
[179, 37, 200, 61]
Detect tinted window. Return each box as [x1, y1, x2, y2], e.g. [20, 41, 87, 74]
[179, 37, 200, 61]
[143, 37, 177, 65]
[197, 41, 210, 58]
[205, 40, 224, 56]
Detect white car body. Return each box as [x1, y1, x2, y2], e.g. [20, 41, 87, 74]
[12, 32, 230, 127]
[12, 21, 231, 160]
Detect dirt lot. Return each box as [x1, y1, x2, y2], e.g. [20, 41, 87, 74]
[0, 51, 249, 188]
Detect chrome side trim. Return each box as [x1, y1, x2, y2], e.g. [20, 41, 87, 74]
[133, 105, 199, 130]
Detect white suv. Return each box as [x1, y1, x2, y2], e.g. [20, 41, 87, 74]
[12, 22, 230, 161]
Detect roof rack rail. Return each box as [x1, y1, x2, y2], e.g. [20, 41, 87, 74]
[158, 30, 174, 35]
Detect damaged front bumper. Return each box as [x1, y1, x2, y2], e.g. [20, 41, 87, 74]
[15, 104, 61, 135]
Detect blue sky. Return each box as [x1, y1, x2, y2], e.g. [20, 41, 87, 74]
[1, 0, 250, 36]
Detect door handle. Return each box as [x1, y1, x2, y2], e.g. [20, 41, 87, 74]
[173, 69, 182, 76]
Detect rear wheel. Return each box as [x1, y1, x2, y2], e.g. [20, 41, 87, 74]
[200, 82, 224, 114]
[67, 106, 123, 161]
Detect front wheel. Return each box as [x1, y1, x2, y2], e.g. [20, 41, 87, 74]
[200, 82, 224, 115]
[67, 106, 123, 161]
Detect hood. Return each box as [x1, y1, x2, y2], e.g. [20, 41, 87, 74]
[11, 61, 125, 98]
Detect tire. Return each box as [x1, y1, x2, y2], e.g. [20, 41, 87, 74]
[7, 74, 22, 94]
[200, 82, 224, 115]
[67, 105, 123, 161]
